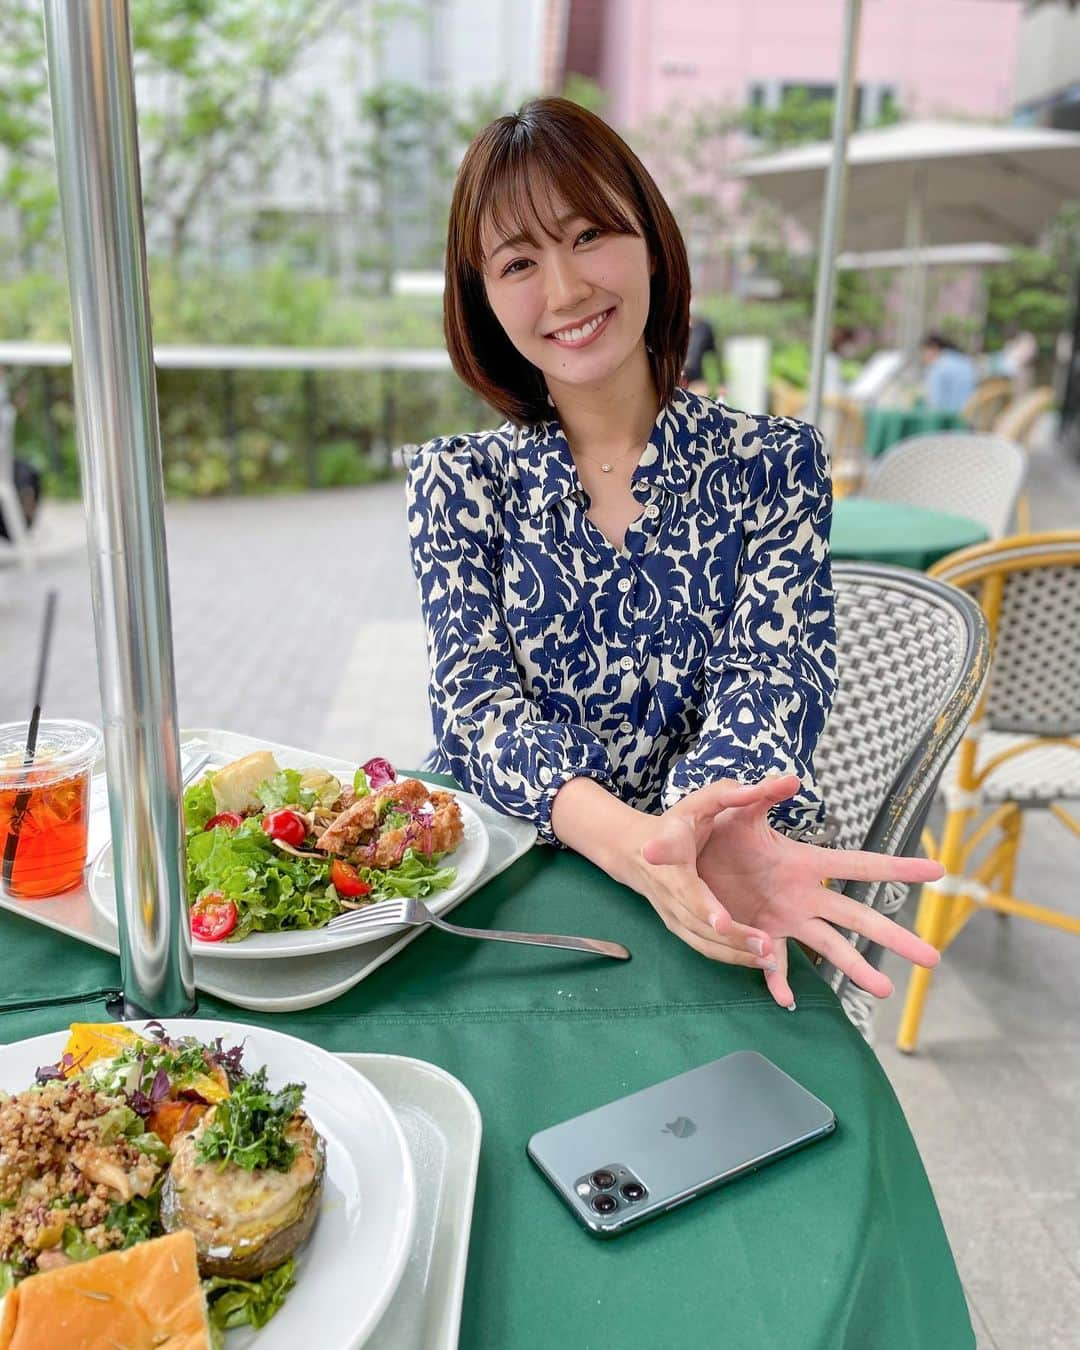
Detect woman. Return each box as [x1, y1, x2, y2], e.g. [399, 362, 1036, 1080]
[407, 98, 940, 1011]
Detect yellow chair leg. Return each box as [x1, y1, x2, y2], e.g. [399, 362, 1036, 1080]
[897, 803, 970, 1054]
[993, 806, 1023, 921]
[1015, 493, 1031, 533]
[897, 883, 953, 1053]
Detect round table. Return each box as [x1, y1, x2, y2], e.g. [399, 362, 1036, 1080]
[863, 407, 967, 459]
[832, 498, 989, 570]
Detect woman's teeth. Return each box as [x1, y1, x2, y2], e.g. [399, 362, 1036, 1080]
[550, 310, 610, 343]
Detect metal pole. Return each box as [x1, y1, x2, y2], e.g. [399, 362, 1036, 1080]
[42, 0, 195, 1017]
[806, 0, 864, 429]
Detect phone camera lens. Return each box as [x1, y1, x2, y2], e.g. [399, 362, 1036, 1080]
[589, 1170, 616, 1190]
[620, 1182, 647, 1202]
[591, 1193, 618, 1214]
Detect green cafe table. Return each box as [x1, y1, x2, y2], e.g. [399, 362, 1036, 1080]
[832, 497, 989, 571]
[863, 406, 968, 460]
[0, 779, 974, 1350]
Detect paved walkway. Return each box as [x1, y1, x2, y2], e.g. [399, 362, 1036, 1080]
[2, 429, 1079, 1350]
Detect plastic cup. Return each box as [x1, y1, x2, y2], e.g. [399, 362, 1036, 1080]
[0, 719, 103, 899]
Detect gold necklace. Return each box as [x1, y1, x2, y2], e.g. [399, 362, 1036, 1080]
[575, 443, 642, 474]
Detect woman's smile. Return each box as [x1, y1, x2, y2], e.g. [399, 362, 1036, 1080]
[544, 306, 616, 350]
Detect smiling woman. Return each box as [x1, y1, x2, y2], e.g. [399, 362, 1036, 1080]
[406, 97, 943, 1011]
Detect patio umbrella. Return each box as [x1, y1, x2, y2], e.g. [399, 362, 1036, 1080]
[736, 119, 1080, 399]
[736, 119, 1080, 252]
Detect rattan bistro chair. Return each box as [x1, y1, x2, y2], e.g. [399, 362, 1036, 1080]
[896, 532, 1080, 1053]
[812, 563, 990, 1040]
[864, 433, 1027, 540]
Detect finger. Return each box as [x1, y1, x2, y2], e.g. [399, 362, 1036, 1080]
[797, 919, 894, 999]
[817, 893, 941, 969]
[761, 937, 795, 1009]
[682, 773, 801, 819]
[671, 923, 777, 971]
[807, 846, 945, 887]
[681, 873, 773, 953]
[670, 899, 776, 965]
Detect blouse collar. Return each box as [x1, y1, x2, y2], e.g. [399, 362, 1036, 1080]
[514, 388, 699, 516]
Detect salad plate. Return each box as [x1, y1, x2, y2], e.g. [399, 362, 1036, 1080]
[87, 746, 490, 960]
[0, 1019, 417, 1349]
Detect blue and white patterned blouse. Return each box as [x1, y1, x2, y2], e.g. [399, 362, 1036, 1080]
[406, 388, 835, 846]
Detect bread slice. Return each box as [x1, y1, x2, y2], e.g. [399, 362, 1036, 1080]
[0, 1230, 210, 1350]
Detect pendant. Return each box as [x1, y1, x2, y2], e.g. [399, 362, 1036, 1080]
[601, 463, 612, 473]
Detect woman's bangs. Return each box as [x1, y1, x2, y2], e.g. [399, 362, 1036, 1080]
[472, 142, 639, 272]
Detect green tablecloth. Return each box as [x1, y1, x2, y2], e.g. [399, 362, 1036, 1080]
[864, 407, 967, 459]
[0, 781, 973, 1350]
[832, 498, 989, 570]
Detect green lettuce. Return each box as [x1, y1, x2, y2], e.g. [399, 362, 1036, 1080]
[255, 769, 316, 811]
[359, 848, 456, 901]
[186, 818, 336, 938]
[61, 1224, 101, 1262]
[204, 1257, 296, 1331]
[104, 1183, 162, 1248]
[183, 775, 217, 831]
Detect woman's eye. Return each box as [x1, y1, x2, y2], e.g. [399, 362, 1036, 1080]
[501, 257, 532, 277]
[576, 227, 603, 246]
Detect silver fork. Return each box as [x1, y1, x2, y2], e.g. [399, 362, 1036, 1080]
[327, 896, 630, 960]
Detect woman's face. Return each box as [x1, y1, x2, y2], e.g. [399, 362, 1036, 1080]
[480, 191, 652, 396]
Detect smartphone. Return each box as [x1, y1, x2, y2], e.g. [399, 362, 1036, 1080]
[526, 1050, 836, 1237]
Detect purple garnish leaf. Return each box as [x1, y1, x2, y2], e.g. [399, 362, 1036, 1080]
[362, 757, 397, 790]
[143, 1020, 168, 1042]
[34, 1050, 85, 1085]
[150, 1067, 171, 1103]
[130, 1089, 152, 1117]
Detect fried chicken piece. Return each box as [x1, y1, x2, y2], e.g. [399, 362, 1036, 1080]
[315, 778, 463, 863]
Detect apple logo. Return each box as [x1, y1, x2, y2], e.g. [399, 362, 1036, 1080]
[662, 1116, 697, 1138]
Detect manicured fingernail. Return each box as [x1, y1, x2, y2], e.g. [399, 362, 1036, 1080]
[786, 1000, 797, 1012]
[747, 937, 767, 956]
[760, 958, 778, 973]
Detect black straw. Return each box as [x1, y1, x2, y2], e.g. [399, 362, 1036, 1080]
[2, 590, 59, 888]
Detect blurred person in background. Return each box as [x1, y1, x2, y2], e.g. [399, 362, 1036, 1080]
[682, 306, 719, 394]
[406, 98, 941, 1011]
[922, 332, 977, 412]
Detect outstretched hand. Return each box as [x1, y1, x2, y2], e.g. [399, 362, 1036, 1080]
[640, 773, 942, 1009]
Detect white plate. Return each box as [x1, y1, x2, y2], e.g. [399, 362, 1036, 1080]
[0, 1019, 417, 1350]
[88, 749, 490, 960]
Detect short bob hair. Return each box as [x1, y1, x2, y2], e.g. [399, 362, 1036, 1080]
[444, 97, 691, 426]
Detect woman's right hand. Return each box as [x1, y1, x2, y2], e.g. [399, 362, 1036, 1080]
[622, 779, 786, 974]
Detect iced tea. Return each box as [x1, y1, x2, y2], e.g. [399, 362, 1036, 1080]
[0, 769, 91, 897]
[0, 720, 102, 899]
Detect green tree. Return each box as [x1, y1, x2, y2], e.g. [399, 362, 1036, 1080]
[0, 2, 56, 270]
[984, 203, 1080, 365]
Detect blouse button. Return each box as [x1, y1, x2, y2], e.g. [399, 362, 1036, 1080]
[619, 720, 634, 735]
[619, 655, 635, 673]
[537, 766, 554, 786]
[617, 577, 632, 594]
[645, 504, 660, 520]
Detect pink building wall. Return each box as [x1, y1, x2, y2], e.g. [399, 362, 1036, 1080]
[597, 0, 1023, 129]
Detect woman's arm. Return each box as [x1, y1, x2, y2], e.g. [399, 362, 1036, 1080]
[406, 436, 613, 844]
[661, 419, 836, 836]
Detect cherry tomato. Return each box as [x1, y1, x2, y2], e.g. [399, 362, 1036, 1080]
[205, 811, 243, 832]
[262, 808, 307, 847]
[330, 859, 371, 898]
[190, 893, 238, 942]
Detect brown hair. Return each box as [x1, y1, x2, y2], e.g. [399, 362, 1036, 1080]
[444, 97, 690, 425]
